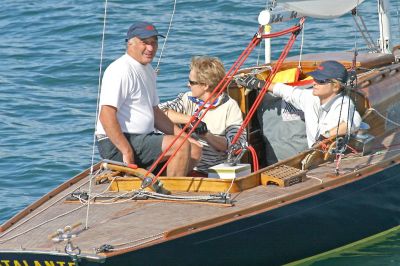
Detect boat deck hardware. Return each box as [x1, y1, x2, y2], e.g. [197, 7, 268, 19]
[66, 191, 89, 202]
[261, 165, 306, 187]
[49, 223, 82, 256]
[226, 142, 248, 166]
[95, 244, 114, 254]
[95, 170, 120, 184]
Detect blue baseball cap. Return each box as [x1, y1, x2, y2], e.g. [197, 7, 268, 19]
[308, 60, 348, 83]
[126, 22, 165, 41]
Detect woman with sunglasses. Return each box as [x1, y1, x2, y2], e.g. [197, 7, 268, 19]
[159, 56, 246, 174]
[238, 60, 362, 148]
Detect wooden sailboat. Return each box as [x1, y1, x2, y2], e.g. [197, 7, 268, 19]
[1, 1, 399, 265]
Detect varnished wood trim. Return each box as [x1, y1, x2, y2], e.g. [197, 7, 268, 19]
[109, 173, 261, 193]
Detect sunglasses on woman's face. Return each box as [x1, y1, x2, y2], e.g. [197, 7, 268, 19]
[314, 79, 333, 85]
[188, 79, 202, 86]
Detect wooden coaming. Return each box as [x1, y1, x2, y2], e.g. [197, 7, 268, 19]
[108, 173, 261, 193]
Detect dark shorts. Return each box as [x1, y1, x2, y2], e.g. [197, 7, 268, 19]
[97, 132, 163, 169]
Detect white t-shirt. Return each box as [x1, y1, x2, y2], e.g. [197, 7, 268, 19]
[96, 54, 159, 135]
[273, 83, 362, 147]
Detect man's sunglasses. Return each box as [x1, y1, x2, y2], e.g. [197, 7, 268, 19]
[314, 79, 333, 85]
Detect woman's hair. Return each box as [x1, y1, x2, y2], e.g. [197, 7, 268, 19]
[331, 79, 346, 94]
[190, 56, 226, 90]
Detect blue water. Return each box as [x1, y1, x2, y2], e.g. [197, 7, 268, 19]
[1, 0, 399, 264]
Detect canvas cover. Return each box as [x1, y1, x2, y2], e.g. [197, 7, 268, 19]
[278, 0, 366, 19]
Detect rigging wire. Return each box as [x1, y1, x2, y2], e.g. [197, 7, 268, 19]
[351, 7, 380, 52]
[155, 0, 177, 73]
[331, 1, 364, 174]
[298, 20, 305, 69]
[85, 0, 176, 228]
[256, 37, 262, 66]
[85, 0, 109, 230]
[397, 0, 400, 43]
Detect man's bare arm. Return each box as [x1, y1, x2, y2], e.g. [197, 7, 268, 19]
[163, 109, 191, 125]
[153, 106, 179, 135]
[99, 105, 134, 163]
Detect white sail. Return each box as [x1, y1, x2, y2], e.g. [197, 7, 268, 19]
[278, 0, 366, 19]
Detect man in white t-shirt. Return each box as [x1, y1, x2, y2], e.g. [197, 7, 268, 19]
[96, 22, 201, 176]
[238, 60, 362, 148]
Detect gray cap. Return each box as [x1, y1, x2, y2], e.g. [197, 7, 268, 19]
[308, 60, 348, 83]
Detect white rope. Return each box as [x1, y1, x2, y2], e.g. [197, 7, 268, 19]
[368, 108, 400, 127]
[0, 173, 96, 241]
[86, 0, 109, 230]
[155, 0, 177, 73]
[84, 175, 121, 201]
[306, 174, 323, 184]
[224, 176, 236, 194]
[0, 204, 87, 244]
[78, 191, 142, 205]
[256, 40, 262, 66]
[80, 190, 226, 204]
[77, 168, 227, 204]
[143, 191, 221, 201]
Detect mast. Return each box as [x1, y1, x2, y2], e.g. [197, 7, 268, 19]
[258, 8, 303, 64]
[264, 24, 272, 64]
[258, 10, 272, 64]
[378, 0, 392, 53]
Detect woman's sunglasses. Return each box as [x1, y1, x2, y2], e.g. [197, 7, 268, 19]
[314, 79, 333, 85]
[188, 79, 203, 86]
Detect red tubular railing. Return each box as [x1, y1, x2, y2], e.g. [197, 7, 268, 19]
[147, 18, 305, 184]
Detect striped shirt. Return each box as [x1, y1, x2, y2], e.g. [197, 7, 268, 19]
[159, 92, 246, 172]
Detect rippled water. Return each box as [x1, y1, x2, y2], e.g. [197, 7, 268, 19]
[1, 0, 399, 264]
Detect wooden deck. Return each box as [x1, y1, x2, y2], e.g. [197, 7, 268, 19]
[1, 132, 399, 258]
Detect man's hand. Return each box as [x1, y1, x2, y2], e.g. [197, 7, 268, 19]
[190, 119, 208, 135]
[236, 75, 265, 90]
[316, 134, 328, 142]
[122, 151, 135, 165]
